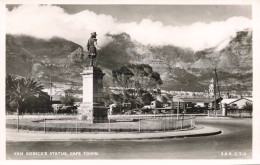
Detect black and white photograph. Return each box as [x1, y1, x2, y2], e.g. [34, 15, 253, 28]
[1, 0, 260, 164]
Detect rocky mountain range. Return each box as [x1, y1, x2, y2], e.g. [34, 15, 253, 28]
[6, 29, 252, 93]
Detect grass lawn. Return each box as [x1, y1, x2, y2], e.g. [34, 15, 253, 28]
[6, 116, 194, 132]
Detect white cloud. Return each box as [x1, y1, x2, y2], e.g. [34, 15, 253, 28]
[6, 5, 252, 51]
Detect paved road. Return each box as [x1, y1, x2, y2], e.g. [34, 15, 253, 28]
[6, 118, 252, 159]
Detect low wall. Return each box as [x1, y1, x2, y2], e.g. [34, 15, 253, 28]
[227, 110, 252, 118]
[141, 117, 195, 131]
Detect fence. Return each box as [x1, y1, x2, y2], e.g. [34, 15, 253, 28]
[6, 114, 196, 133]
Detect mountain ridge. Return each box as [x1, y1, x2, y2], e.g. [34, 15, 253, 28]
[6, 29, 252, 93]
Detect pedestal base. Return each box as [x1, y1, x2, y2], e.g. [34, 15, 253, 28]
[78, 102, 108, 123]
[79, 66, 107, 124]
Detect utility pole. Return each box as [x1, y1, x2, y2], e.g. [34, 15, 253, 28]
[177, 101, 179, 120]
[207, 89, 210, 117]
[50, 76, 52, 105]
[213, 68, 222, 116]
[213, 68, 217, 116]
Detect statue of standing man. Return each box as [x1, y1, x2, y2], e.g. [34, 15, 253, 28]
[87, 32, 100, 66]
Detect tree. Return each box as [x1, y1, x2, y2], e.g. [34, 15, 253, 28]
[137, 90, 154, 106]
[6, 74, 18, 113]
[60, 88, 75, 106]
[243, 101, 253, 111]
[161, 95, 168, 104]
[6, 74, 50, 114]
[112, 64, 162, 108]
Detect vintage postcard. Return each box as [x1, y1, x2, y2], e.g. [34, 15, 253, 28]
[1, 0, 260, 164]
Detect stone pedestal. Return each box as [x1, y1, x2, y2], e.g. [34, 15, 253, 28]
[78, 66, 108, 123]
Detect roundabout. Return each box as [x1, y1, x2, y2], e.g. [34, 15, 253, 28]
[6, 114, 196, 132]
[6, 115, 221, 141]
[6, 118, 251, 159]
[6, 125, 221, 141]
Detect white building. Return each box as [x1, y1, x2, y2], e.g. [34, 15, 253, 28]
[221, 97, 252, 109]
[220, 97, 252, 116]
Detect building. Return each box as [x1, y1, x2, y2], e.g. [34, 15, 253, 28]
[221, 97, 252, 117]
[51, 95, 62, 104]
[182, 98, 215, 107]
[171, 97, 186, 111]
[51, 95, 62, 113]
[221, 97, 252, 109]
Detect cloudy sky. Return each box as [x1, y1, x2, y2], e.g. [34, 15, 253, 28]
[6, 5, 251, 51]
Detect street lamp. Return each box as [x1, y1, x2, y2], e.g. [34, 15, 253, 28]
[177, 101, 179, 120]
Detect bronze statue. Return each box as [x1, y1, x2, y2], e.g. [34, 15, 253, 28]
[87, 32, 100, 66]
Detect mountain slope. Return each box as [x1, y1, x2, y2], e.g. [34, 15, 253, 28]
[6, 30, 252, 93]
[98, 30, 252, 92]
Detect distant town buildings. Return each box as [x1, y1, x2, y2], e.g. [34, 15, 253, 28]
[42, 79, 252, 102]
[43, 82, 82, 98]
